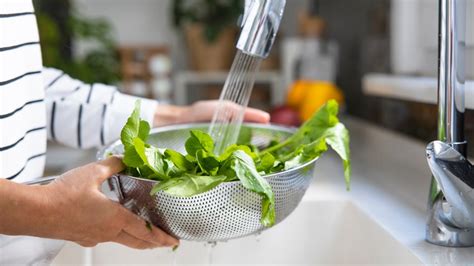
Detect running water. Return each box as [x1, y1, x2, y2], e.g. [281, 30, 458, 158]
[208, 51, 262, 155]
[205, 241, 218, 265]
[172, 251, 177, 266]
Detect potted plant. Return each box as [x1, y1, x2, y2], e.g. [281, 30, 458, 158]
[172, 0, 243, 71]
[34, 0, 120, 84]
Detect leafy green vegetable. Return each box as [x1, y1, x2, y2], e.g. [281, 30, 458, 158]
[121, 101, 146, 147]
[150, 174, 227, 197]
[256, 152, 275, 173]
[165, 149, 195, 171]
[196, 150, 220, 175]
[120, 99, 351, 228]
[185, 130, 214, 157]
[121, 101, 151, 168]
[133, 138, 168, 180]
[229, 150, 275, 226]
[262, 100, 351, 190]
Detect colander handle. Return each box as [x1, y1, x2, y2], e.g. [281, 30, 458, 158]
[107, 174, 126, 203]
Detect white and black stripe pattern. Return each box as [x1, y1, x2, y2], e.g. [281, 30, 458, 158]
[44, 68, 158, 149]
[1, 1, 158, 264]
[1, 0, 158, 184]
[1, 0, 46, 183]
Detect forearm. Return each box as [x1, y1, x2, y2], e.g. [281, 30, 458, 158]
[0, 179, 53, 238]
[43, 67, 158, 148]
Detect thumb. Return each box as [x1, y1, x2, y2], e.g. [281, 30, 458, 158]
[90, 156, 125, 186]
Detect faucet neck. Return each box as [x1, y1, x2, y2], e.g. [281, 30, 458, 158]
[426, 0, 470, 247]
[436, 0, 466, 154]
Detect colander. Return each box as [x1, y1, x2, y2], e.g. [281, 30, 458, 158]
[97, 123, 318, 242]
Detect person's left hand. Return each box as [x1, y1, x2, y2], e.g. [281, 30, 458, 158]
[153, 100, 270, 127]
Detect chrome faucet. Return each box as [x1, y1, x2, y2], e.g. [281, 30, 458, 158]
[237, 0, 286, 58]
[426, 0, 472, 246]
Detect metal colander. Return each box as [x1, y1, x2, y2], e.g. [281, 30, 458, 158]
[97, 123, 317, 242]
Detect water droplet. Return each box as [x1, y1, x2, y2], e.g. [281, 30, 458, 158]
[206, 241, 217, 265]
[172, 251, 177, 266]
[254, 231, 262, 242]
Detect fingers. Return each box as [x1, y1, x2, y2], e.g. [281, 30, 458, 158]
[120, 209, 179, 247]
[91, 156, 125, 185]
[202, 100, 270, 124]
[114, 231, 158, 250]
[243, 107, 271, 123]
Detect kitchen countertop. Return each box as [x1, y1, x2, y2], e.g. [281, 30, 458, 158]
[362, 73, 474, 109]
[312, 116, 474, 265]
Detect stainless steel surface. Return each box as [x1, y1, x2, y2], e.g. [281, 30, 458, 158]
[98, 123, 317, 242]
[426, 0, 471, 247]
[436, 0, 466, 151]
[426, 141, 474, 246]
[237, 0, 286, 58]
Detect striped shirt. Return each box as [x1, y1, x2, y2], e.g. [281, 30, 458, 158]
[1, 0, 157, 264]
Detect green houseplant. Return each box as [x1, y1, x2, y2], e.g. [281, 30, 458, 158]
[172, 0, 243, 71]
[34, 0, 120, 84]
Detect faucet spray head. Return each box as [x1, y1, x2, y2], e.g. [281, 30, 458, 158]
[236, 0, 286, 58]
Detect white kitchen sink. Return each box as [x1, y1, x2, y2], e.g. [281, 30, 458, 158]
[52, 200, 421, 265]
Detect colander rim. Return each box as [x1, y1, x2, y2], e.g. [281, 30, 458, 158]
[98, 122, 318, 185]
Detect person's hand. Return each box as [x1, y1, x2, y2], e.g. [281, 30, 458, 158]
[153, 100, 270, 127]
[39, 156, 179, 249]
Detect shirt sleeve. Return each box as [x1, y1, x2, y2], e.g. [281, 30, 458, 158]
[42, 67, 158, 149]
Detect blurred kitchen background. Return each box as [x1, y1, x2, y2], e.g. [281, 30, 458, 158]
[36, 0, 474, 175]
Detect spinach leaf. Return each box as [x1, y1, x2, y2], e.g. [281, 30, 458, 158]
[121, 101, 152, 168]
[229, 150, 275, 227]
[121, 101, 147, 147]
[256, 152, 275, 173]
[185, 130, 215, 158]
[323, 123, 351, 190]
[150, 174, 227, 197]
[165, 149, 195, 171]
[123, 146, 144, 168]
[218, 144, 256, 162]
[262, 100, 351, 189]
[138, 120, 150, 142]
[133, 138, 168, 180]
[196, 150, 220, 175]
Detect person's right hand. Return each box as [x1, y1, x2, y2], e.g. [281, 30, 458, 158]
[40, 156, 179, 249]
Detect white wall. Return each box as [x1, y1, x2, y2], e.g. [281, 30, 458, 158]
[74, 0, 185, 69]
[76, 0, 174, 45]
[391, 0, 474, 78]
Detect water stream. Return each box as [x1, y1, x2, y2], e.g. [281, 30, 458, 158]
[204, 241, 218, 265]
[208, 50, 262, 154]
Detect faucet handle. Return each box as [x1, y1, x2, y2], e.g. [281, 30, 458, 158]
[426, 141, 474, 229]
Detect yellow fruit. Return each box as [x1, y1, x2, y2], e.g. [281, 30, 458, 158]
[287, 80, 311, 109]
[286, 80, 344, 121]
